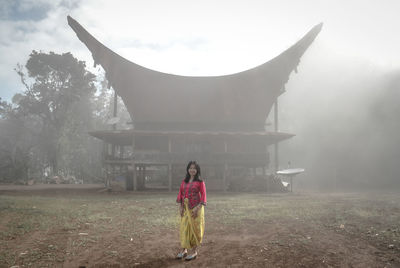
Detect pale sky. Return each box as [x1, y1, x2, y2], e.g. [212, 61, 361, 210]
[1, 0, 400, 100]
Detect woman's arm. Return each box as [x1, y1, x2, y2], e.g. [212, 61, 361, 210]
[176, 181, 184, 204]
[191, 203, 203, 218]
[199, 181, 207, 206]
[177, 181, 185, 216]
[192, 182, 206, 218]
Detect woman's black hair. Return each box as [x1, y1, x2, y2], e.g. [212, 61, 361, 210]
[184, 161, 202, 183]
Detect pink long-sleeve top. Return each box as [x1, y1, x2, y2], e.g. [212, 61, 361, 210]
[176, 179, 207, 209]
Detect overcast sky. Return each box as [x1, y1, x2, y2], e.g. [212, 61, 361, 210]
[1, 0, 400, 101]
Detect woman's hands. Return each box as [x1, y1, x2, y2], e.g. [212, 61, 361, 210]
[180, 204, 202, 218]
[191, 205, 202, 218]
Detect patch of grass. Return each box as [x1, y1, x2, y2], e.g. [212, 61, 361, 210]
[1, 191, 400, 266]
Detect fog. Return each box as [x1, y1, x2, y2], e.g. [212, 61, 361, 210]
[274, 43, 400, 191]
[2, 3, 400, 267]
[1, 0, 400, 192]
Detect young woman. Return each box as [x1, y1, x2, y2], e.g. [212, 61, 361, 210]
[176, 161, 207, 261]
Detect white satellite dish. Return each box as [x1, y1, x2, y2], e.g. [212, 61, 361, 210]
[106, 117, 120, 125]
[276, 168, 305, 176]
[276, 168, 305, 192]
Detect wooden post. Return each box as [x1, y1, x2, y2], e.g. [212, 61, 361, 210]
[102, 142, 108, 188]
[111, 91, 118, 177]
[120, 145, 124, 174]
[106, 165, 110, 188]
[112, 91, 118, 131]
[264, 144, 269, 193]
[274, 99, 279, 172]
[290, 176, 293, 192]
[139, 165, 145, 190]
[138, 166, 141, 190]
[223, 140, 228, 192]
[142, 166, 146, 189]
[107, 143, 112, 188]
[111, 145, 115, 179]
[132, 134, 137, 191]
[168, 136, 172, 192]
[120, 145, 124, 159]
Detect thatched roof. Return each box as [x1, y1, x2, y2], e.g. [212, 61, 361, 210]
[68, 16, 322, 131]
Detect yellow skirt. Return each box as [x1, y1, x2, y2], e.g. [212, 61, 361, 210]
[180, 198, 205, 249]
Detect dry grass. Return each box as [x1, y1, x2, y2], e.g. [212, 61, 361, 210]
[0, 190, 399, 267]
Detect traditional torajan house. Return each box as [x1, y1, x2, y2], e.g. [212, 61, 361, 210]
[67, 16, 322, 191]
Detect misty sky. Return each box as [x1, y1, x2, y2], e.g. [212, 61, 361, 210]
[1, 0, 400, 187]
[1, 0, 400, 101]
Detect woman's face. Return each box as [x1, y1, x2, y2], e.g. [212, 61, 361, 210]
[188, 164, 197, 177]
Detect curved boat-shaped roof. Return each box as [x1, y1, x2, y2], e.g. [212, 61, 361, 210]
[68, 16, 322, 131]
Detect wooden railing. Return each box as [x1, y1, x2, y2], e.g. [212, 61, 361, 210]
[105, 152, 269, 165]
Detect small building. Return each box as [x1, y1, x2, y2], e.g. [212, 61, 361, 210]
[68, 16, 322, 191]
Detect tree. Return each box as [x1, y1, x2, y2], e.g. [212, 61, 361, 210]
[0, 97, 38, 181]
[14, 51, 97, 177]
[92, 73, 132, 130]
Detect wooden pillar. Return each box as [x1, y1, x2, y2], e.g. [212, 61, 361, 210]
[137, 166, 141, 190]
[274, 99, 279, 172]
[120, 145, 124, 159]
[142, 166, 145, 189]
[264, 143, 269, 193]
[102, 142, 108, 188]
[223, 140, 228, 192]
[111, 92, 118, 176]
[112, 91, 118, 131]
[132, 135, 137, 191]
[107, 143, 112, 188]
[290, 176, 293, 192]
[111, 145, 115, 179]
[137, 165, 145, 190]
[168, 136, 172, 192]
[106, 164, 110, 188]
[120, 145, 124, 173]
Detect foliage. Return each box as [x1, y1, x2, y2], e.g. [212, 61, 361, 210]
[0, 51, 104, 182]
[0, 51, 134, 183]
[14, 51, 97, 175]
[92, 74, 131, 130]
[0, 98, 38, 181]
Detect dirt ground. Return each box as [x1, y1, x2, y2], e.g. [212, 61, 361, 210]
[0, 184, 399, 268]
